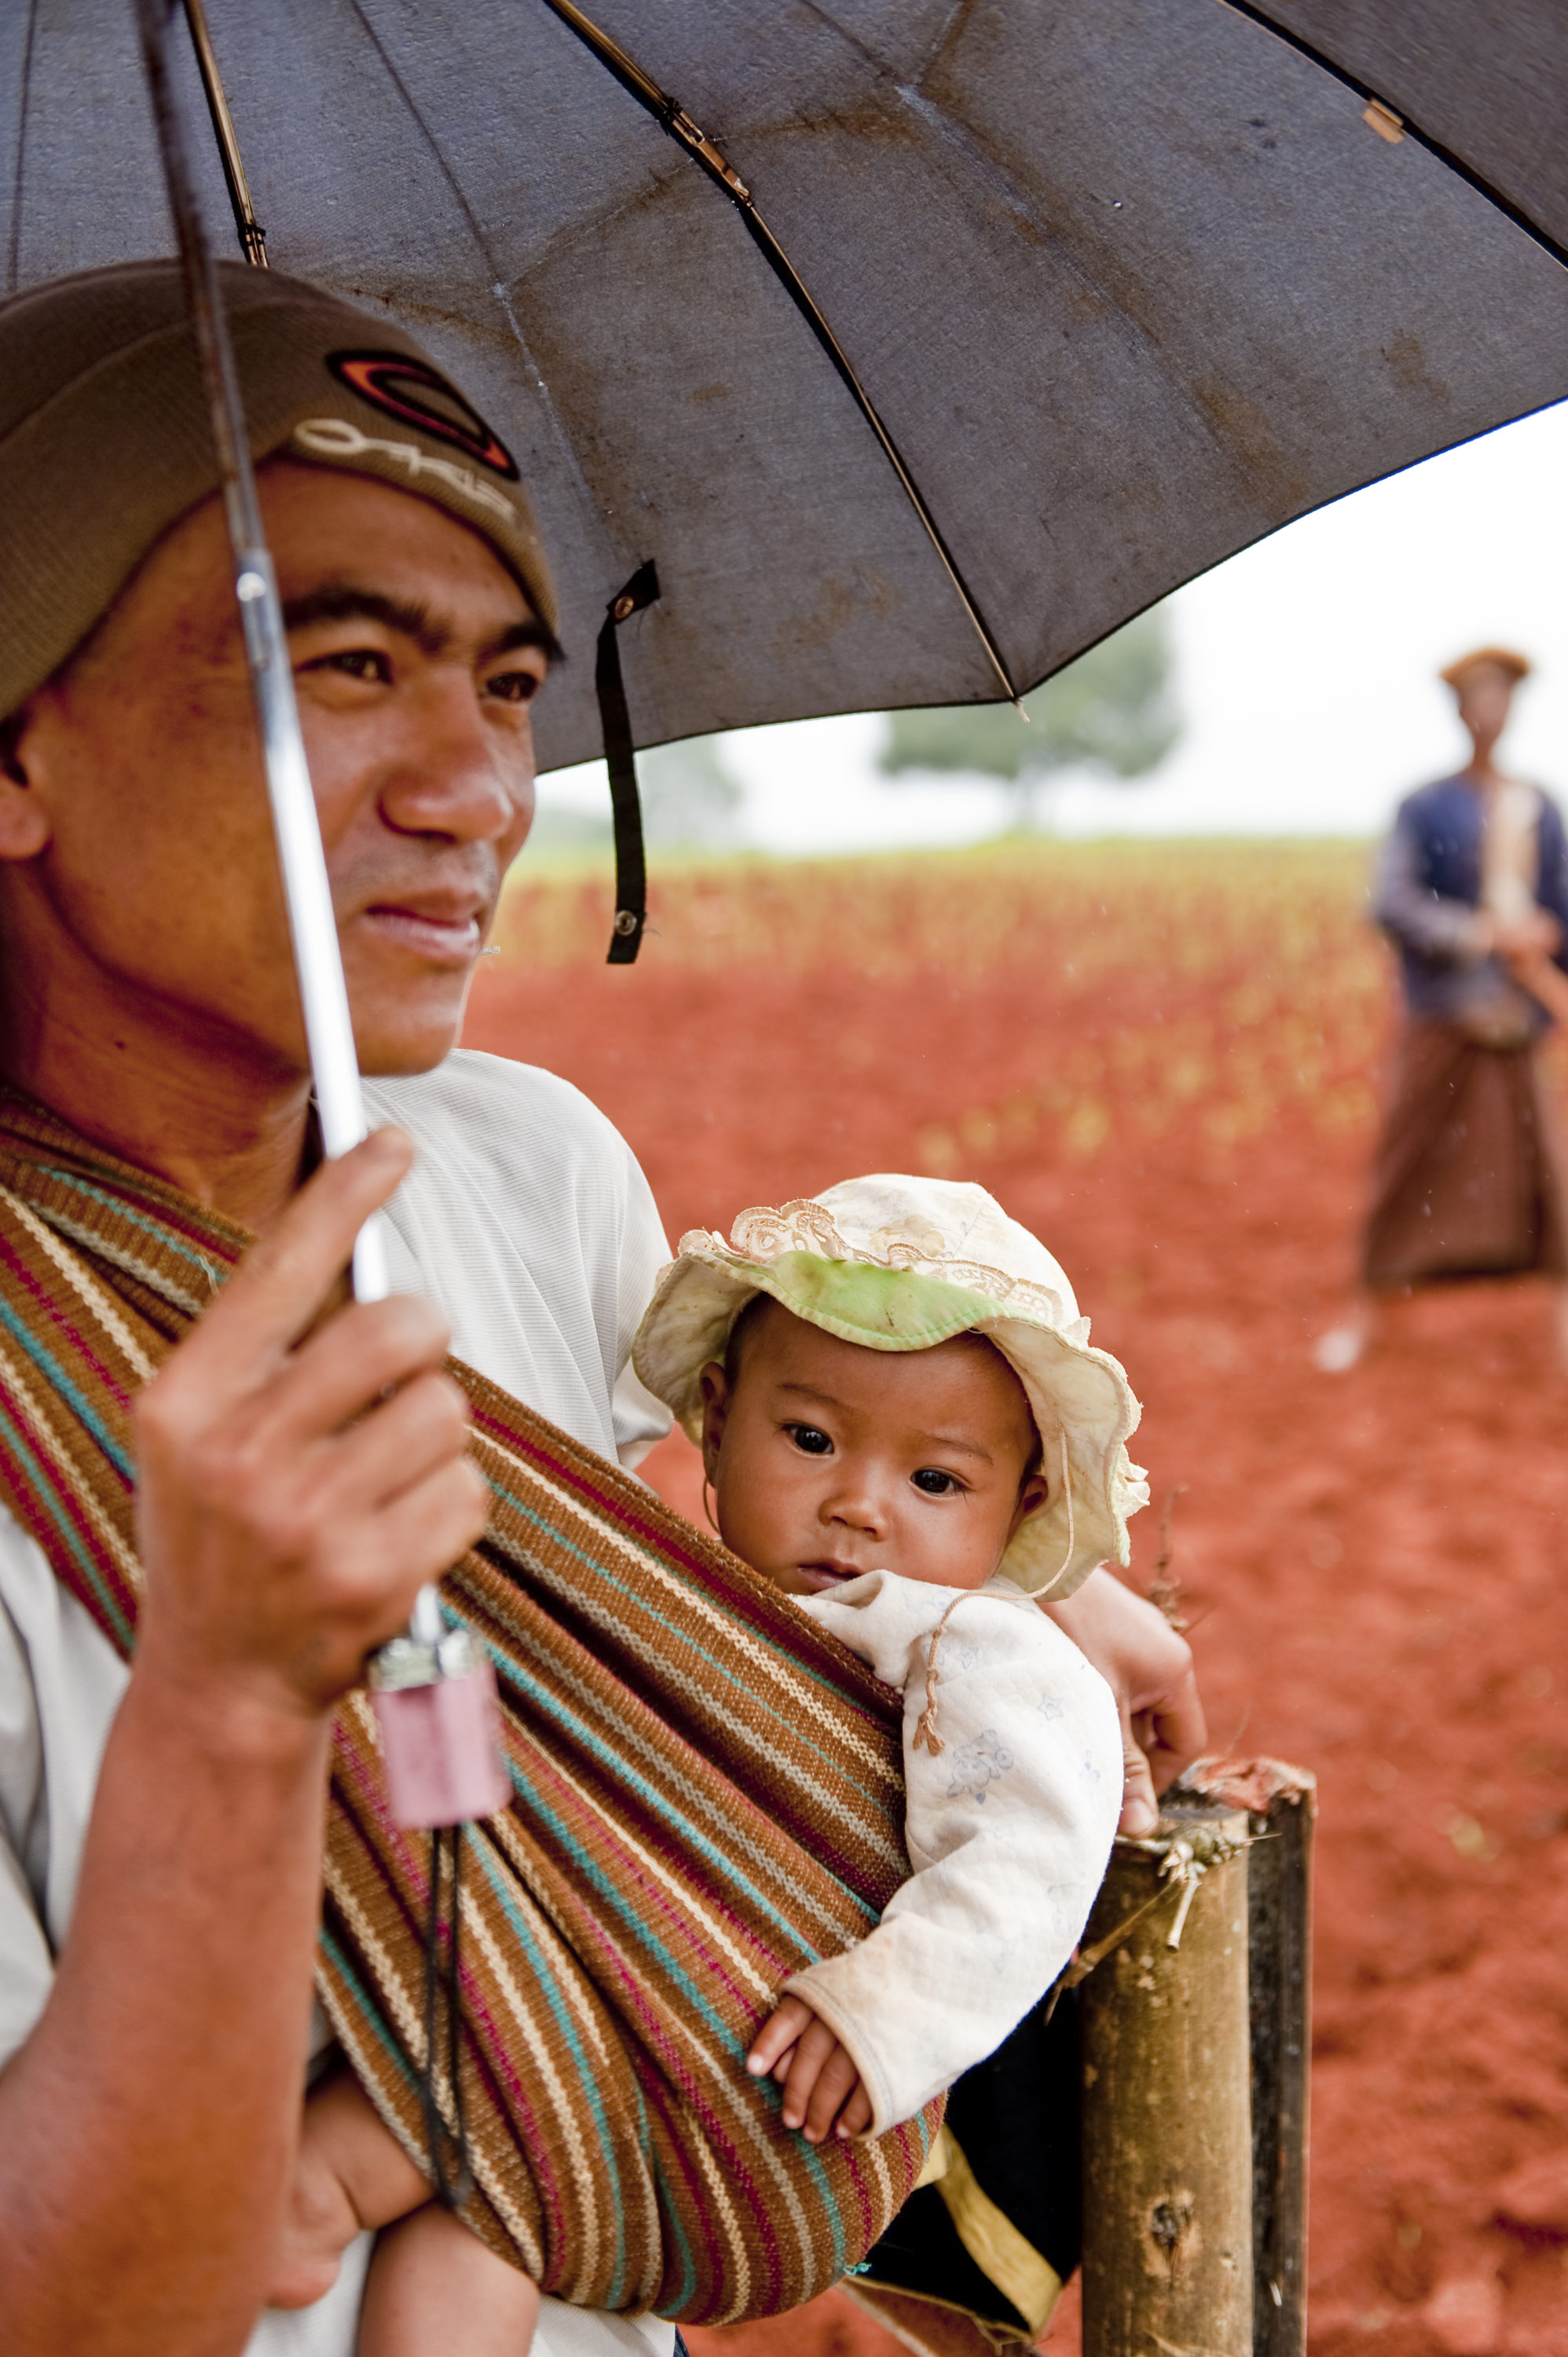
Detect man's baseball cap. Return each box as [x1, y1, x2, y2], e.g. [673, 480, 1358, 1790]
[0, 258, 557, 721]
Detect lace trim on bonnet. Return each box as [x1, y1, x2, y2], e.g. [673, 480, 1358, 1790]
[727, 1197, 1083, 1335]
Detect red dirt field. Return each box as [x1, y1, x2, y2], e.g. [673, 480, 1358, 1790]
[466, 843, 1568, 2357]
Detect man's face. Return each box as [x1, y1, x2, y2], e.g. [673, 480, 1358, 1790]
[2, 461, 549, 1078]
[1454, 662, 1517, 762]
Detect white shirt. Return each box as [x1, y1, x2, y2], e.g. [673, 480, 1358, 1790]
[788, 1571, 1122, 2133]
[0, 1051, 676, 2357]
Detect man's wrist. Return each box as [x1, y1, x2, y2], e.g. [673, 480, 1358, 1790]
[1039, 1562, 1116, 1631]
[122, 1641, 337, 1776]
[1467, 910, 1497, 960]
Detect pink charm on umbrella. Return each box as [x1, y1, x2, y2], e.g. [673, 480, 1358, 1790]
[369, 1587, 510, 1831]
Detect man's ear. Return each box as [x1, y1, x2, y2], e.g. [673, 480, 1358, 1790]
[698, 1359, 731, 1481]
[0, 706, 54, 860]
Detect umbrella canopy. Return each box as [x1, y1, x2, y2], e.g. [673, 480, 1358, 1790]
[5, 0, 1566, 773]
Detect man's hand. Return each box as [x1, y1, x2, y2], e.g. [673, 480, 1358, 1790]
[748, 1996, 873, 2143]
[1042, 1567, 1206, 1836]
[134, 1127, 491, 1726]
[3, 1129, 493, 2357]
[1493, 907, 1562, 966]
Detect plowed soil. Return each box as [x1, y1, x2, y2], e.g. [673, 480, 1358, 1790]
[466, 843, 1568, 2357]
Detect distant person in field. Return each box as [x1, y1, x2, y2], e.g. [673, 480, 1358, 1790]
[1315, 648, 1568, 1373]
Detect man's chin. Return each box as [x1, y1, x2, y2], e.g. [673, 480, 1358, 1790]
[349, 967, 476, 1080]
[353, 1014, 469, 1080]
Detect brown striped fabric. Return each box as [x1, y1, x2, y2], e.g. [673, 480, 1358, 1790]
[0, 1089, 937, 2321]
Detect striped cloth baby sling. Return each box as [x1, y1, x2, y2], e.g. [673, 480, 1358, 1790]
[0, 1089, 938, 2322]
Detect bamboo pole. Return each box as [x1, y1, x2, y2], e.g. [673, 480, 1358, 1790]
[1080, 1803, 1255, 2357]
[1247, 1774, 1315, 2357]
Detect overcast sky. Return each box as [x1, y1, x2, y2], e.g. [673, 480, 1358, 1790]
[537, 395, 1568, 854]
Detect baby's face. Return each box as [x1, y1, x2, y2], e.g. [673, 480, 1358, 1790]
[700, 1298, 1047, 1597]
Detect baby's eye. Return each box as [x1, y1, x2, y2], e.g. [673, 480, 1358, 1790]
[911, 1467, 964, 1497]
[785, 1423, 833, 1457]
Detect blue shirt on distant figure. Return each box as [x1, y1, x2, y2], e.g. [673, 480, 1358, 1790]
[1372, 774, 1568, 1029]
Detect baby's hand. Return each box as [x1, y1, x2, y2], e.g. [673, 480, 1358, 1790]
[267, 2108, 362, 2312]
[747, 1996, 874, 2144]
[266, 2065, 428, 2311]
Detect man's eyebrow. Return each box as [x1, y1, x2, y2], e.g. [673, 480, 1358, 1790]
[282, 586, 446, 656]
[487, 616, 564, 668]
[281, 587, 562, 668]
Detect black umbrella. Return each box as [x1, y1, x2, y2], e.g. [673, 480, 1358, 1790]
[6, 0, 1566, 786]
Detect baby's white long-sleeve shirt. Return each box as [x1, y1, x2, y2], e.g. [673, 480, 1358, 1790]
[785, 1571, 1123, 2135]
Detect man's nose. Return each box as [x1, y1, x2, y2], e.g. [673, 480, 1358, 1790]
[379, 676, 524, 845]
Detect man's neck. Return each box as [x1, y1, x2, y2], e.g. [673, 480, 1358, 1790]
[1463, 741, 1507, 794]
[0, 952, 313, 1235]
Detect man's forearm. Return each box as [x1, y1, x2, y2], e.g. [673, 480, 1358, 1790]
[1371, 828, 1487, 962]
[0, 1664, 332, 2357]
[0, 1138, 489, 2355]
[1042, 1567, 1206, 1835]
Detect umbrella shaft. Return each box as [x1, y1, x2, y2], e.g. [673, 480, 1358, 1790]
[133, 0, 386, 1305]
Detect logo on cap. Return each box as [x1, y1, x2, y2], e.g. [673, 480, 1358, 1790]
[328, 351, 518, 481]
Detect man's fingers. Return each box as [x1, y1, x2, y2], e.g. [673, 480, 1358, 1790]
[318, 1472, 491, 1666]
[1145, 1666, 1207, 1794]
[170, 1131, 415, 1378]
[255, 1300, 458, 1457]
[747, 1997, 814, 2078]
[139, 1310, 466, 1579]
[358, 1461, 493, 1620]
[316, 1370, 473, 1516]
[1119, 1732, 1160, 1838]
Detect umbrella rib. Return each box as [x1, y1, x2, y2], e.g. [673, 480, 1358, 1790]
[178, 0, 269, 266]
[343, 0, 504, 277]
[5, 0, 40, 297]
[1216, 0, 1568, 274]
[339, 0, 633, 586]
[537, 0, 1022, 706]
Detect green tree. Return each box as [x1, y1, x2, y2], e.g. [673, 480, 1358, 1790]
[880, 608, 1180, 829]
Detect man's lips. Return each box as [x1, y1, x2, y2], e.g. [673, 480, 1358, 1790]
[361, 901, 485, 963]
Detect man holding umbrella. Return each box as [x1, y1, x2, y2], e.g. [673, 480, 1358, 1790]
[0, 261, 1203, 2355]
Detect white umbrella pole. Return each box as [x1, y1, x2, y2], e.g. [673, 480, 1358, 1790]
[123, 6, 517, 1717]
[134, 0, 505, 1846]
[134, 0, 389, 1305]
[137, 2, 508, 1851]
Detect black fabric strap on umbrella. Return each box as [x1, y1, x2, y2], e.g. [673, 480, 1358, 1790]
[596, 560, 659, 965]
[538, 0, 1021, 710]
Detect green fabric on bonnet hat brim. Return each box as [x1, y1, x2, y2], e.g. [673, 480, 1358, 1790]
[632, 1244, 1148, 1600]
[0, 258, 556, 723]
